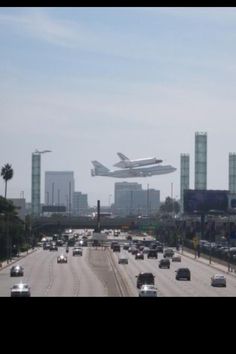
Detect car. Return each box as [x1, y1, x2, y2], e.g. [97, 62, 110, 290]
[163, 248, 175, 258]
[159, 259, 170, 269]
[131, 248, 139, 255]
[147, 250, 158, 259]
[123, 243, 130, 250]
[138, 245, 144, 251]
[150, 243, 158, 250]
[118, 254, 128, 264]
[113, 244, 121, 252]
[11, 283, 31, 297]
[126, 235, 132, 241]
[172, 254, 181, 262]
[56, 239, 64, 247]
[156, 245, 164, 253]
[211, 274, 226, 287]
[136, 272, 155, 289]
[10, 265, 24, 277]
[139, 285, 158, 297]
[49, 244, 58, 251]
[79, 239, 88, 247]
[175, 268, 191, 281]
[57, 255, 68, 263]
[72, 247, 83, 256]
[135, 252, 144, 260]
[143, 247, 150, 254]
[43, 242, 51, 250]
[111, 241, 119, 250]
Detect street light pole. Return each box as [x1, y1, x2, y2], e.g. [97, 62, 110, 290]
[6, 212, 9, 263]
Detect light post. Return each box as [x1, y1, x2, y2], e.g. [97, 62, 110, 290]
[108, 194, 112, 208]
[227, 216, 231, 272]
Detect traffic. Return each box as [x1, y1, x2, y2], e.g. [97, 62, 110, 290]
[1, 229, 236, 297]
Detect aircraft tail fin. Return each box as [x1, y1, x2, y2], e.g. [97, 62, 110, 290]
[91, 160, 110, 173]
[117, 152, 129, 161]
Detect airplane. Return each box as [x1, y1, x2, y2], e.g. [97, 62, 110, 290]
[113, 152, 163, 168]
[35, 149, 52, 154]
[91, 161, 176, 178]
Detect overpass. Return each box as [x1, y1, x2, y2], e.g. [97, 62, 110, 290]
[31, 216, 159, 233]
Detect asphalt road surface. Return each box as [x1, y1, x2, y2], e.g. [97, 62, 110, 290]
[0, 247, 120, 297]
[1, 244, 236, 297]
[111, 248, 236, 296]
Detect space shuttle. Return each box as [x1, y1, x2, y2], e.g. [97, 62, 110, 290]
[113, 152, 163, 169]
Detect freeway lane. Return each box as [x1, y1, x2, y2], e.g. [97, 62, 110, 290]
[111, 248, 236, 296]
[0, 248, 109, 297]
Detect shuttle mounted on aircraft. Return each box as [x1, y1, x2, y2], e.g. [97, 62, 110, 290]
[91, 161, 176, 178]
[114, 152, 163, 169]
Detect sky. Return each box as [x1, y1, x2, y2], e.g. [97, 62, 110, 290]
[1, 7, 236, 206]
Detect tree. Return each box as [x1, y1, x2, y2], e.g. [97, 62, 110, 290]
[0, 196, 15, 214]
[0, 197, 23, 260]
[160, 197, 180, 214]
[1, 163, 13, 198]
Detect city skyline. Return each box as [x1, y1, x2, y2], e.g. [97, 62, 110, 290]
[1, 7, 236, 205]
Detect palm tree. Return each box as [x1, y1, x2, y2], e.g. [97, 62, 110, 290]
[1, 163, 13, 198]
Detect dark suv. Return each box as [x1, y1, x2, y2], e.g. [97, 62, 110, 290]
[136, 272, 155, 289]
[175, 268, 191, 281]
[159, 258, 170, 269]
[147, 250, 158, 259]
[163, 249, 174, 258]
[113, 244, 121, 252]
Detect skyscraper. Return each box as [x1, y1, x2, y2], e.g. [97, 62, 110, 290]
[114, 182, 160, 216]
[180, 154, 190, 212]
[73, 192, 88, 216]
[31, 152, 41, 216]
[195, 132, 207, 190]
[45, 171, 75, 214]
[229, 153, 236, 193]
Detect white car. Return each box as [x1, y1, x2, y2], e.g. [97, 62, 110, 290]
[57, 254, 68, 263]
[11, 283, 31, 297]
[139, 285, 158, 297]
[211, 274, 226, 287]
[172, 254, 181, 262]
[118, 254, 128, 264]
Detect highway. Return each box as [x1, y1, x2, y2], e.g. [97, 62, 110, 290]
[111, 248, 236, 296]
[1, 241, 236, 296]
[0, 247, 122, 297]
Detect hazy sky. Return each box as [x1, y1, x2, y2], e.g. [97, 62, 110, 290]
[1, 7, 236, 206]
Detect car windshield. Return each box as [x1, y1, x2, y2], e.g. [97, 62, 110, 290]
[139, 274, 154, 281]
[178, 268, 189, 273]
